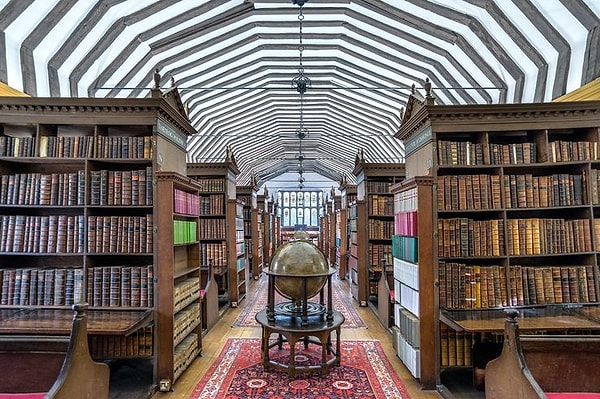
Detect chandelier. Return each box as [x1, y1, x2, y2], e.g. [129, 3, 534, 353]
[292, 0, 310, 189]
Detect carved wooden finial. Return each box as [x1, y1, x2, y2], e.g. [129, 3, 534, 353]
[424, 77, 432, 97]
[400, 107, 404, 120]
[411, 83, 416, 94]
[153, 69, 161, 89]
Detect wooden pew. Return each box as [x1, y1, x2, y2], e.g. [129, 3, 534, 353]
[0, 303, 109, 399]
[485, 309, 600, 399]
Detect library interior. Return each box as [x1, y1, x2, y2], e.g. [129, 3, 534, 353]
[1, 1, 600, 399]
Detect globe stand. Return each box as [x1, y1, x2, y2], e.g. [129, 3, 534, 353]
[256, 240, 345, 377]
[266, 270, 335, 327]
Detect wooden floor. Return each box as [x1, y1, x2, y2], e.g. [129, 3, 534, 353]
[152, 276, 441, 399]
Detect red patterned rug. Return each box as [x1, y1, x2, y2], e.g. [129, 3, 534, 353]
[233, 276, 365, 328]
[190, 338, 410, 399]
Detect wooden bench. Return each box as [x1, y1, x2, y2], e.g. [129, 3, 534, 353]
[0, 303, 109, 399]
[485, 309, 600, 399]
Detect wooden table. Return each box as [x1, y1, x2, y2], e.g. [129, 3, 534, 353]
[255, 308, 344, 378]
[0, 308, 153, 335]
[441, 306, 600, 333]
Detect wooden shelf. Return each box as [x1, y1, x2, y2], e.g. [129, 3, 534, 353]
[0, 308, 152, 335]
[395, 95, 600, 393]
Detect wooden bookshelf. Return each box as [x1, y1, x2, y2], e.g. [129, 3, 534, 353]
[252, 207, 265, 279]
[391, 177, 435, 385]
[187, 153, 239, 313]
[237, 183, 263, 280]
[228, 199, 248, 307]
[337, 180, 356, 280]
[350, 153, 405, 309]
[155, 171, 202, 386]
[396, 94, 600, 392]
[0, 92, 195, 390]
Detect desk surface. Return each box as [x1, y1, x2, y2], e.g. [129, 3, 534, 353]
[255, 309, 345, 333]
[441, 306, 600, 333]
[0, 308, 153, 335]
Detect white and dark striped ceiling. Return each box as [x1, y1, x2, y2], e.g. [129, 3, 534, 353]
[0, 0, 599, 191]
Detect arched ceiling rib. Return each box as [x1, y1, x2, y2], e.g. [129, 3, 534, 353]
[0, 0, 599, 190]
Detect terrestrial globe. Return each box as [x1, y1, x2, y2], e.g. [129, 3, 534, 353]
[269, 239, 332, 304]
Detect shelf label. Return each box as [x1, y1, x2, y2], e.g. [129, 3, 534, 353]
[157, 119, 187, 150]
[404, 126, 432, 156]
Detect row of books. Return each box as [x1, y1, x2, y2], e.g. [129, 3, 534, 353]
[87, 215, 153, 254]
[394, 257, 419, 289]
[394, 279, 419, 317]
[0, 136, 35, 157]
[392, 235, 418, 263]
[439, 139, 600, 166]
[394, 211, 418, 237]
[438, 262, 598, 309]
[89, 326, 153, 359]
[437, 173, 588, 211]
[437, 174, 501, 211]
[366, 180, 393, 194]
[200, 242, 227, 267]
[0, 135, 153, 159]
[199, 194, 224, 215]
[192, 177, 226, 192]
[394, 330, 420, 378]
[395, 306, 420, 348]
[173, 303, 200, 347]
[39, 135, 94, 158]
[174, 278, 200, 313]
[439, 323, 475, 367]
[198, 218, 226, 239]
[367, 218, 394, 240]
[506, 218, 591, 255]
[437, 218, 504, 258]
[393, 187, 418, 213]
[587, 168, 600, 204]
[0, 171, 85, 206]
[503, 173, 585, 208]
[94, 136, 153, 159]
[0, 214, 85, 253]
[88, 265, 154, 308]
[489, 142, 538, 165]
[548, 140, 599, 162]
[90, 168, 153, 206]
[174, 334, 200, 382]
[0, 267, 83, 306]
[368, 243, 393, 268]
[173, 188, 199, 216]
[437, 140, 486, 166]
[368, 194, 394, 215]
[243, 220, 252, 236]
[173, 220, 198, 244]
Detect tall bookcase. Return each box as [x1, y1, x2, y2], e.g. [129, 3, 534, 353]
[391, 177, 435, 385]
[237, 183, 262, 280]
[0, 93, 196, 390]
[228, 199, 248, 307]
[155, 172, 202, 386]
[336, 179, 356, 280]
[396, 94, 600, 392]
[187, 153, 240, 311]
[252, 207, 265, 280]
[350, 152, 405, 307]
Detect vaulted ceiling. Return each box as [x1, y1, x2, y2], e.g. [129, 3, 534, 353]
[0, 0, 599, 191]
